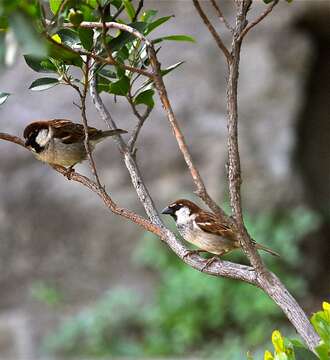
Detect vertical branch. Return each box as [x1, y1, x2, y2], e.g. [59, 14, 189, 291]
[194, 0, 320, 350]
[226, 1, 258, 255]
[80, 57, 102, 188]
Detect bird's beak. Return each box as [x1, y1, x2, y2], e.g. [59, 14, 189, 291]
[161, 206, 174, 215]
[25, 138, 31, 147]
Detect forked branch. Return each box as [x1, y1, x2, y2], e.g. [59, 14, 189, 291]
[194, 0, 320, 351]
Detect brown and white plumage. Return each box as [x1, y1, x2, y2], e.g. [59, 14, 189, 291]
[162, 199, 279, 257]
[23, 119, 127, 167]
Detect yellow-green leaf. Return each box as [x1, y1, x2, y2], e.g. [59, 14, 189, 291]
[264, 350, 274, 360]
[272, 330, 285, 354]
[50, 0, 62, 14]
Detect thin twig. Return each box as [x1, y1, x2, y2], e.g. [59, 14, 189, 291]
[192, 0, 232, 63]
[147, 46, 229, 221]
[238, 0, 279, 41]
[132, 0, 144, 22]
[112, 5, 125, 21]
[210, 0, 234, 33]
[127, 95, 152, 152]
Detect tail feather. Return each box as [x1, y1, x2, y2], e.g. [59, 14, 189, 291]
[255, 243, 280, 257]
[102, 129, 127, 137]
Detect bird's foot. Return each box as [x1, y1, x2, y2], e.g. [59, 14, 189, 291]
[64, 166, 75, 180]
[183, 249, 209, 260]
[201, 256, 219, 272]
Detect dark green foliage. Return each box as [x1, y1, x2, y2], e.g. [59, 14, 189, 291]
[1, 0, 194, 111]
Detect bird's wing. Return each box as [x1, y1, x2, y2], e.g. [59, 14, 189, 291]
[195, 211, 236, 240]
[49, 119, 100, 144]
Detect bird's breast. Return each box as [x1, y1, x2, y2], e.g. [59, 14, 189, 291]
[178, 223, 236, 255]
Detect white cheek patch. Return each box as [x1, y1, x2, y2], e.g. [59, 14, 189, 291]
[175, 206, 192, 224]
[35, 128, 50, 147]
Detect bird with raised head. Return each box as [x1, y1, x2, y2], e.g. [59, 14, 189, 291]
[23, 119, 127, 168]
[162, 199, 279, 269]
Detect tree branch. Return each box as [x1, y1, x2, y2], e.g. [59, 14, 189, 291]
[238, 0, 279, 41]
[146, 46, 229, 221]
[192, 0, 232, 63]
[210, 0, 234, 33]
[126, 96, 152, 153]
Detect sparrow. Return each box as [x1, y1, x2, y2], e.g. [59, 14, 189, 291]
[23, 119, 127, 168]
[162, 199, 279, 269]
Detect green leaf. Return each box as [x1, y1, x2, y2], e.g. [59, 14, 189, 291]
[140, 9, 157, 22]
[110, 0, 123, 9]
[96, 75, 111, 93]
[134, 89, 155, 108]
[98, 67, 117, 79]
[0, 92, 10, 105]
[108, 22, 147, 51]
[293, 347, 319, 360]
[160, 61, 184, 76]
[57, 29, 80, 47]
[153, 34, 196, 44]
[145, 16, 173, 35]
[123, 0, 136, 21]
[29, 77, 59, 91]
[9, 12, 47, 57]
[78, 28, 94, 51]
[315, 343, 330, 360]
[136, 61, 184, 94]
[68, 9, 84, 27]
[286, 0, 293, 2]
[262, 0, 275, 3]
[50, 0, 62, 14]
[48, 39, 83, 67]
[24, 55, 57, 73]
[109, 76, 130, 95]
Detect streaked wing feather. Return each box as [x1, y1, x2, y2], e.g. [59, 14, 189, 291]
[195, 211, 235, 238]
[49, 119, 100, 144]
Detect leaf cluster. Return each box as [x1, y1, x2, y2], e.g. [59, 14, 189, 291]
[252, 302, 330, 360]
[0, 0, 194, 110]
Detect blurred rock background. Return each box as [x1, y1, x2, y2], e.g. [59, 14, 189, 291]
[0, 1, 329, 359]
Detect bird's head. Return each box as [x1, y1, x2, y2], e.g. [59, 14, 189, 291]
[24, 121, 52, 152]
[162, 199, 201, 223]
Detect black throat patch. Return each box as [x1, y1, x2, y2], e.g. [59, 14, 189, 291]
[26, 132, 44, 153]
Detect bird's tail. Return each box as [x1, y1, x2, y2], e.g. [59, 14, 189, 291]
[102, 129, 127, 137]
[92, 128, 127, 143]
[255, 242, 280, 257]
